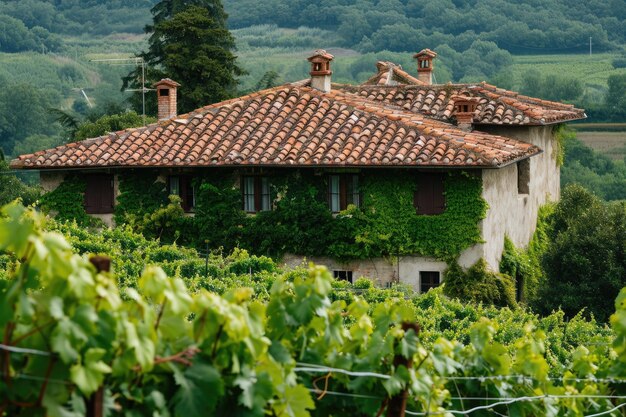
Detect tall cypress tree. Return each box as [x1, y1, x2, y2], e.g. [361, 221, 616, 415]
[123, 0, 244, 115]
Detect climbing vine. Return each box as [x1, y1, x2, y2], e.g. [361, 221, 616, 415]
[38, 174, 99, 227]
[499, 204, 552, 304]
[41, 169, 488, 262]
[114, 170, 169, 227]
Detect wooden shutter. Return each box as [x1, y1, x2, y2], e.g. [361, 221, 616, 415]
[415, 173, 446, 215]
[84, 175, 114, 214]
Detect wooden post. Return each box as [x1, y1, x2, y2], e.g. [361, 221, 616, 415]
[89, 256, 111, 273]
[86, 387, 104, 417]
[386, 322, 420, 417]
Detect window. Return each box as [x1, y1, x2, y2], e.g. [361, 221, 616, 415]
[414, 173, 446, 215]
[84, 174, 114, 214]
[328, 174, 360, 212]
[159, 89, 169, 97]
[242, 176, 270, 213]
[333, 270, 353, 283]
[420, 271, 440, 293]
[168, 175, 195, 212]
[517, 159, 530, 195]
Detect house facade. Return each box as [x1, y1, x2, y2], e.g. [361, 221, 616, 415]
[11, 49, 585, 293]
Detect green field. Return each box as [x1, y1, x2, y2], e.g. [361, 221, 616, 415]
[511, 53, 626, 93]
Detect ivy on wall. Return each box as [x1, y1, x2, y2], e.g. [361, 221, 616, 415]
[43, 169, 488, 262]
[500, 204, 553, 304]
[38, 175, 98, 227]
[114, 170, 169, 226]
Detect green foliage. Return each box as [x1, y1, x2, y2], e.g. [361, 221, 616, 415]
[124, 0, 245, 114]
[162, 170, 487, 261]
[225, 0, 621, 55]
[0, 159, 41, 206]
[141, 195, 191, 243]
[1, 201, 624, 416]
[520, 70, 583, 103]
[38, 175, 98, 227]
[561, 133, 626, 201]
[500, 206, 551, 305]
[74, 111, 151, 141]
[0, 83, 60, 156]
[605, 73, 626, 121]
[535, 184, 626, 322]
[443, 259, 517, 309]
[114, 171, 169, 226]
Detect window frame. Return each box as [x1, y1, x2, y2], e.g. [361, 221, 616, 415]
[241, 176, 271, 213]
[517, 159, 530, 195]
[419, 271, 441, 293]
[168, 175, 195, 212]
[327, 174, 360, 213]
[333, 270, 353, 284]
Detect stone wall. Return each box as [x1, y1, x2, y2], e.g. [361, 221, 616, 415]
[281, 253, 447, 291]
[40, 171, 66, 192]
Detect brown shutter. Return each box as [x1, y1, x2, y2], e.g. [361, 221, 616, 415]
[432, 174, 446, 213]
[180, 175, 191, 211]
[415, 173, 446, 215]
[84, 175, 114, 214]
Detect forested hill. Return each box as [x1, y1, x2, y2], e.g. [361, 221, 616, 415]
[1, 0, 625, 55]
[224, 0, 624, 54]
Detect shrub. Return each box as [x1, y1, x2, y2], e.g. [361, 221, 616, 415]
[444, 259, 517, 308]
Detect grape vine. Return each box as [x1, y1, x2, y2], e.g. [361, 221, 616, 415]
[1, 202, 625, 417]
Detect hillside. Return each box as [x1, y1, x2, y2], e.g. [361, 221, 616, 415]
[1, 0, 625, 158]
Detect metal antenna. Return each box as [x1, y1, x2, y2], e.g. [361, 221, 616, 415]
[90, 57, 153, 125]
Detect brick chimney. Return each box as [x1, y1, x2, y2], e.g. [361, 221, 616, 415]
[154, 78, 181, 121]
[451, 95, 479, 131]
[413, 49, 437, 85]
[307, 49, 334, 93]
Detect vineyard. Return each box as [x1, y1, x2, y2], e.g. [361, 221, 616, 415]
[0, 202, 625, 416]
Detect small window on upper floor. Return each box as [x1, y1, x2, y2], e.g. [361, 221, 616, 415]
[328, 174, 360, 213]
[168, 175, 195, 212]
[242, 176, 271, 213]
[159, 89, 169, 97]
[414, 173, 446, 215]
[420, 271, 440, 293]
[517, 159, 530, 195]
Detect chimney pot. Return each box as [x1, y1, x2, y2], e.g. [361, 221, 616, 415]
[413, 49, 437, 85]
[153, 78, 181, 121]
[307, 49, 334, 93]
[451, 95, 479, 131]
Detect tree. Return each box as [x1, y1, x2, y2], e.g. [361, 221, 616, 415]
[123, 0, 244, 114]
[605, 73, 626, 121]
[534, 185, 626, 322]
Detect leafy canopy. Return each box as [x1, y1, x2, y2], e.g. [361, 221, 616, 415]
[123, 0, 245, 114]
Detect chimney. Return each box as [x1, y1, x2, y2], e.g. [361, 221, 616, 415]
[413, 49, 437, 85]
[307, 49, 334, 93]
[451, 95, 479, 131]
[153, 78, 181, 121]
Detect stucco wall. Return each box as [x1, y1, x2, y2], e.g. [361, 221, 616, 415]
[281, 254, 447, 292]
[40, 171, 66, 192]
[477, 125, 559, 270]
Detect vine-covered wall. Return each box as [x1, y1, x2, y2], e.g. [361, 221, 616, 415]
[42, 168, 488, 262]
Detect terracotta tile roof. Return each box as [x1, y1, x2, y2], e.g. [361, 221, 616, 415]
[346, 64, 586, 125]
[362, 62, 426, 86]
[11, 85, 539, 170]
